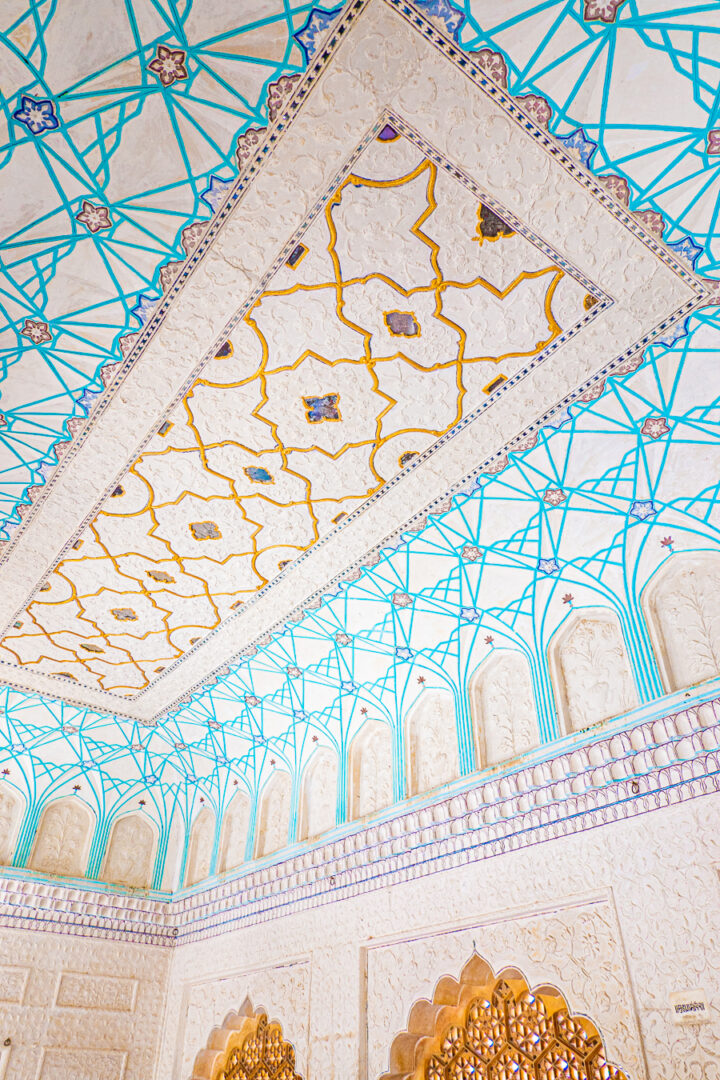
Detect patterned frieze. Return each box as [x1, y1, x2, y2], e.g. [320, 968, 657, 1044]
[0, 692, 717, 947]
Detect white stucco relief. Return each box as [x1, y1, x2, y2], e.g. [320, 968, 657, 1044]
[299, 748, 338, 841]
[255, 770, 292, 857]
[348, 718, 394, 820]
[470, 650, 540, 766]
[645, 551, 720, 692]
[102, 813, 156, 889]
[29, 798, 94, 878]
[550, 608, 638, 732]
[185, 807, 215, 887]
[218, 790, 251, 873]
[0, 788, 22, 866]
[406, 689, 459, 796]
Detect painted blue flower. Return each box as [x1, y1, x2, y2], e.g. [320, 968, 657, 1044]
[131, 293, 158, 327]
[303, 393, 340, 423]
[629, 499, 658, 520]
[556, 128, 597, 168]
[544, 406, 572, 431]
[244, 465, 273, 484]
[201, 174, 234, 213]
[460, 607, 482, 622]
[666, 235, 703, 270]
[654, 316, 690, 349]
[538, 558, 559, 575]
[415, 0, 464, 39]
[293, 709, 308, 720]
[13, 95, 59, 135]
[293, 6, 342, 62]
[395, 646, 414, 660]
[341, 680, 357, 693]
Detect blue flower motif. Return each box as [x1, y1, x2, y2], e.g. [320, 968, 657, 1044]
[538, 558, 559, 575]
[460, 607, 482, 622]
[665, 235, 703, 270]
[543, 406, 572, 431]
[415, 0, 464, 39]
[131, 293, 158, 327]
[395, 646, 414, 660]
[303, 393, 341, 423]
[629, 499, 658, 520]
[654, 316, 691, 349]
[201, 174, 234, 213]
[556, 128, 597, 168]
[293, 709, 308, 721]
[341, 680, 357, 693]
[13, 95, 59, 135]
[293, 6, 343, 62]
[244, 466, 273, 484]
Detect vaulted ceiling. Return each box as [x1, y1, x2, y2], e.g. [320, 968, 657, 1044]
[0, 0, 718, 843]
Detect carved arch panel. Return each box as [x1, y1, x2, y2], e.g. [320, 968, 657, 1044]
[29, 797, 95, 878]
[298, 747, 338, 841]
[348, 718, 394, 820]
[255, 770, 292, 858]
[218, 790, 251, 873]
[643, 550, 720, 691]
[406, 689, 459, 797]
[101, 812, 156, 889]
[0, 788, 23, 866]
[190, 999, 302, 1080]
[469, 650, 540, 768]
[185, 806, 215, 886]
[381, 953, 628, 1080]
[548, 608, 637, 733]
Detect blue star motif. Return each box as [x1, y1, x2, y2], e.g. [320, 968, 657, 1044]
[13, 95, 59, 135]
[341, 680, 357, 693]
[666, 235, 703, 270]
[460, 607, 482, 622]
[201, 174, 234, 212]
[293, 6, 342, 62]
[654, 316, 691, 349]
[556, 128, 597, 167]
[544, 406, 572, 431]
[293, 709, 308, 721]
[303, 394, 341, 423]
[131, 293, 158, 327]
[395, 646, 414, 660]
[630, 499, 658, 520]
[538, 558, 559, 575]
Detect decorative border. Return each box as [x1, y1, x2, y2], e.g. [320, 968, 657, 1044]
[0, 690, 717, 945]
[0, 0, 708, 719]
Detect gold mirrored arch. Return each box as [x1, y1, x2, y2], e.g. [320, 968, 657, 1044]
[191, 1001, 302, 1080]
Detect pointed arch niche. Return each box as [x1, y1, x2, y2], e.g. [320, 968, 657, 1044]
[190, 999, 303, 1080]
[101, 812, 156, 889]
[298, 747, 338, 842]
[348, 718, 394, 820]
[643, 550, 720, 692]
[29, 797, 95, 878]
[405, 689, 459, 797]
[218, 789, 251, 874]
[548, 608, 638, 734]
[0, 787, 23, 866]
[469, 650, 540, 768]
[380, 953, 629, 1080]
[255, 770, 292, 858]
[185, 807, 215, 887]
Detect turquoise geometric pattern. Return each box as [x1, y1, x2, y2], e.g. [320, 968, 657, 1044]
[0, 0, 719, 889]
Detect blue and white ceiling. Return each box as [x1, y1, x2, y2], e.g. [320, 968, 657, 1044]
[0, 0, 719, 846]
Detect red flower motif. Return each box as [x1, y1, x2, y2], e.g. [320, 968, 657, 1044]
[563, 593, 574, 605]
[20, 318, 52, 344]
[75, 200, 111, 233]
[148, 45, 188, 87]
[641, 416, 669, 440]
[543, 487, 567, 506]
[584, 0, 627, 21]
[485, 635, 494, 645]
[661, 536, 674, 548]
[633, 209, 664, 241]
[417, 675, 425, 684]
[708, 130, 720, 156]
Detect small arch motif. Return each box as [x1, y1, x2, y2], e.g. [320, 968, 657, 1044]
[191, 1001, 302, 1080]
[382, 953, 628, 1080]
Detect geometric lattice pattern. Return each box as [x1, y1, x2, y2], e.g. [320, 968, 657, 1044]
[426, 981, 627, 1080]
[1, 0, 720, 886]
[221, 1015, 301, 1080]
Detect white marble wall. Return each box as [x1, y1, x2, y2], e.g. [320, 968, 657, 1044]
[0, 930, 169, 1080]
[161, 792, 720, 1080]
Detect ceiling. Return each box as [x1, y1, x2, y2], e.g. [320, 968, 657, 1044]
[0, 0, 718, 839]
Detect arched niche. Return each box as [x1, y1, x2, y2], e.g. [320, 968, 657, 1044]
[643, 551, 720, 692]
[161, 808, 185, 892]
[190, 998, 302, 1080]
[101, 812, 156, 889]
[29, 797, 94, 878]
[218, 790, 251, 873]
[348, 718, 394, 820]
[185, 806, 215, 887]
[0, 787, 23, 866]
[405, 688, 459, 797]
[380, 952, 629, 1080]
[254, 770, 292, 858]
[548, 608, 638, 733]
[298, 747, 338, 842]
[469, 650, 540, 768]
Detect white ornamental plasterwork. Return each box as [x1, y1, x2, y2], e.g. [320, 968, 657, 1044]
[0, 0, 705, 720]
